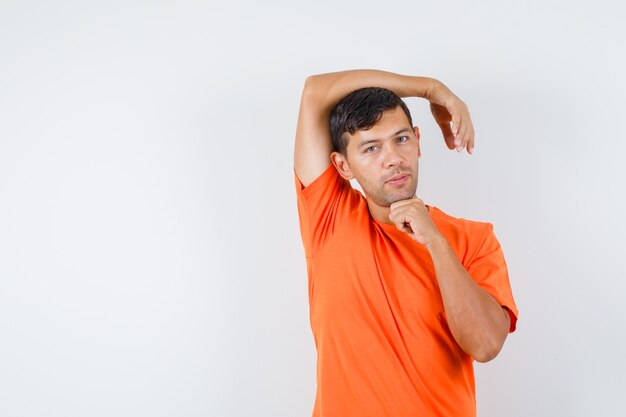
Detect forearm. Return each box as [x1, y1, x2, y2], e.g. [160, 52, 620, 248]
[425, 235, 509, 362]
[304, 69, 439, 114]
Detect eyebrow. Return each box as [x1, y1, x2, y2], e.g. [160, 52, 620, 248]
[357, 128, 412, 149]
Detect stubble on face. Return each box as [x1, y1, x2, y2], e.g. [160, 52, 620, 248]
[362, 166, 418, 207]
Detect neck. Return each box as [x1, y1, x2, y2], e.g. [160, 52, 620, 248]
[369, 204, 392, 225]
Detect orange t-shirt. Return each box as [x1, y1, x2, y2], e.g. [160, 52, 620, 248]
[294, 163, 519, 417]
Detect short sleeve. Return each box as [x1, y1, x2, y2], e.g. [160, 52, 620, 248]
[466, 223, 519, 333]
[294, 164, 362, 258]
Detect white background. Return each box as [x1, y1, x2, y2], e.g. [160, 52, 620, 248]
[1, 1, 625, 416]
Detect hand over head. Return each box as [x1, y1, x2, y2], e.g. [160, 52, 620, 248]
[427, 82, 475, 154]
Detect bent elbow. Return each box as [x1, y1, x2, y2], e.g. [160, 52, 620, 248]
[303, 75, 321, 94]
[474, 351, 496, 363]
[473, 344, 503, 363]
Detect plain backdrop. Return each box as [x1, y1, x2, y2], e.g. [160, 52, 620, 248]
[1, 1, 625, 416]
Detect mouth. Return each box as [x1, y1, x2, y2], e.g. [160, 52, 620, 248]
[386, 174, 409, 185]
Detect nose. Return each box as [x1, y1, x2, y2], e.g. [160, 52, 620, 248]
[384, 146, 404, 167]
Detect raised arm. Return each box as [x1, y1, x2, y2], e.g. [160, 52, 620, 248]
[294, 69, 474, 187]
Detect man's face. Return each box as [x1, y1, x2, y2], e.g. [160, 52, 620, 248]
[335, 106, 421, 208]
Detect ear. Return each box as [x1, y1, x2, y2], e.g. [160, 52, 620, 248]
[330, 151, 355, 181]
[413, 126, 421, 158]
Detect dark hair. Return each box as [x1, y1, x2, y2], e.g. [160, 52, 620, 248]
[329, 87, 413, 156]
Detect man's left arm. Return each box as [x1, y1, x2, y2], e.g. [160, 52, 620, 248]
[425, 235, 510, 362]
[388, 197, 512, 363]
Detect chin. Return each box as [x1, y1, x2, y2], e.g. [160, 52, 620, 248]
[390, 189, 417, 204]
[377, 192, 412, 207]
[365, 181, 417, 206]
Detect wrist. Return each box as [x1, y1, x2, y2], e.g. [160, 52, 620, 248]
[422, 78, 443, 101]
[424, 232, 447, 251]
[405, 76, 439, 100]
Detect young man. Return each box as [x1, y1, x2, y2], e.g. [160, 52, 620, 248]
[293, 69, 519, 417]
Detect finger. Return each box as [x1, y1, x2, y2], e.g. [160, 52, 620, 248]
[461, 123, 470, 147]
[391, 199, 416, 210]
[453, 121, 462, 147]
[456, 123, 468, 152]
[397, 223, 409, 232]
[395, 220, 410, 231]
[389, 207, 403, 221]
[457, 117, 469, 148]
[439, 123, 456, 149]
[467, 126, 475, 154]
[451, 112, 461, 140]
[462, 109, 473, 152]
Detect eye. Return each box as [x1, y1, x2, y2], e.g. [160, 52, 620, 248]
[365, 145, 378, 153]
[397, 136, 409, 142]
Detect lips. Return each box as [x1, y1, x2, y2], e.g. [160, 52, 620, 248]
[386, 173, 409, 183]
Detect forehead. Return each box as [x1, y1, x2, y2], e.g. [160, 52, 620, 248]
[346, 106, 412, 147]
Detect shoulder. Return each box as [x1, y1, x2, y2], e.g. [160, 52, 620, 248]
[431, 205, 493, 233]
[431, 202, 495, 255]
